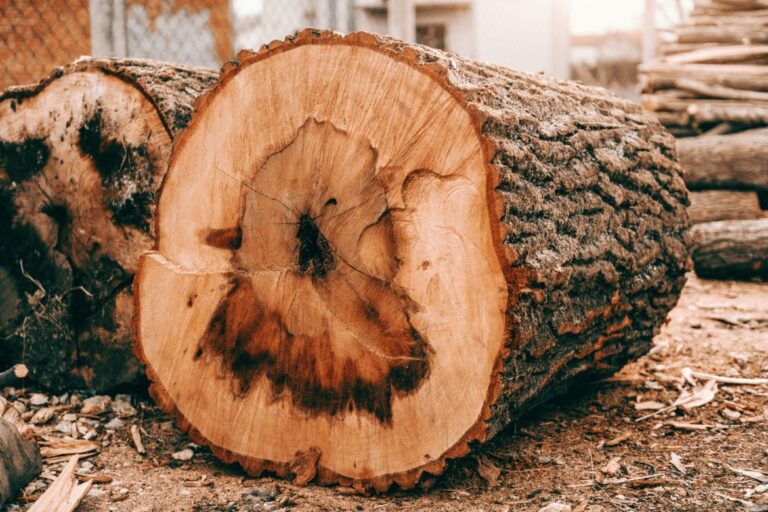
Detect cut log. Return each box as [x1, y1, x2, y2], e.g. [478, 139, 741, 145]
[663, 45, 768, 65]
[688, 190, 765, 223]
[674, 26, 768, 45]
[673, 78, 768, 101]
[134, 31, 689, 490]
[677, 128, 768, 190]
[0, 418, 42, 506]
[640, 63, 768, 92]
[0, 58, 217, 391]
[692, 219, 768, 279]
[0, 364, 28, 387]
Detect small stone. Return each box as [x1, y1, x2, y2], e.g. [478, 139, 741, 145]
[104, 418, 126, 430]
[112, 394, 137, 418]
[179, 489, 191, 496]
[81, 395, 111, 415]
[241, 482, 280, 502]
[62, 413, 77, 422]
[172, 448, 194, 461]
[538, 504, 571, 512]
[29, 393, 49, 406]
[721, 408, 741, 420]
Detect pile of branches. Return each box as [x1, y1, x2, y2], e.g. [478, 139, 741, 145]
[640, 0, 768, 281]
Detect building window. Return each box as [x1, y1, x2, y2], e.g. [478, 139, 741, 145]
[416, 24, 446, 50]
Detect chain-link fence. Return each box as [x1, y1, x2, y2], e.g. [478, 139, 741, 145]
[0, 0, 355, 90]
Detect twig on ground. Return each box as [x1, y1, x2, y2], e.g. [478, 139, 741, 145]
[130, 424, 146, 455]
[683, 368, 768, 386]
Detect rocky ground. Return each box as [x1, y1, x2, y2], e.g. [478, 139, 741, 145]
[2, 275, 768, 512]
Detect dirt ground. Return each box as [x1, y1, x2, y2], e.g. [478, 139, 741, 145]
[3, 275, 768, 512]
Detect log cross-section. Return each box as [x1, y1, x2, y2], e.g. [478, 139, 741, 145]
[135, 31, 690, 491]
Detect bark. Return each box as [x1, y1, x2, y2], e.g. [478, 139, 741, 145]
[692, 218, 768, 279]
[0, 418, 41, 506]
[688, 190, 765, 223]
[677, 128, 768, 190]
[0, 58, 217, 391]
[135, 31, 690, 490]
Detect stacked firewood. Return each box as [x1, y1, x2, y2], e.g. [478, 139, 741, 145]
[640, 0, 768, 280]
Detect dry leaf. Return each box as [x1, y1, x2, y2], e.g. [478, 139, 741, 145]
[476, 455, 501, 486]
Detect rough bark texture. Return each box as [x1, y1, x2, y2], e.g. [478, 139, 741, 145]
[692, 218, 768, 279]
[677, 128, 768, 190]
[688, 190, 765, 223]
[0, 58, 217, 391]
[431, 41, 691, 438]
[0, 418, 41, 506]
[136, 31, 690, 490]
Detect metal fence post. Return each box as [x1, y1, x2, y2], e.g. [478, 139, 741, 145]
[89, 0, 127, 57]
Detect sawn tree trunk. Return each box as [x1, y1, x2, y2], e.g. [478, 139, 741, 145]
[134, 31, 690, 491]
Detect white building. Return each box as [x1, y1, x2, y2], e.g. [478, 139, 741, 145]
[354, 0, 570, 78]
[235, 0, 571, 79]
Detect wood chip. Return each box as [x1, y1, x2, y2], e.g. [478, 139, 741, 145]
[665, 421, 711, 431]
[39, 439, 99, 462]
[635, 400, 666, 411]
[670, 452, 687, 475]
[730, 466, 768, 484]
[130, 424, 145, 455]
[600, 456, 622, 477]
[602, 432, 632, 448]
[76, 474, 113, 484]
[289, 447, 321, 486]
[680, 380, 719, 409]
[28, 455, 92, 512]
[30, 406, 70, 425]
[476, 455, 502, 486]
